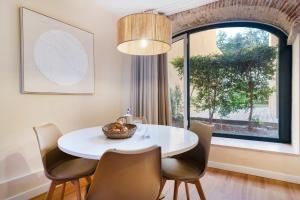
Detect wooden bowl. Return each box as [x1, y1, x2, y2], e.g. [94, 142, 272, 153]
[102, 123, 137, 139]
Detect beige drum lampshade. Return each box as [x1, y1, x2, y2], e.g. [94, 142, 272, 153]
[117, 13, 171, 55]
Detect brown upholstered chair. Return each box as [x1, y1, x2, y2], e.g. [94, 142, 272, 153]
[132, 116, 148, 124]
[33, 123, 98, 200]
[160, 121, 214, 200]
[86, 146, 162, 200]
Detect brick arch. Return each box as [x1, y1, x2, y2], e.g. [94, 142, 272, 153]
[169, 0, 300, 44]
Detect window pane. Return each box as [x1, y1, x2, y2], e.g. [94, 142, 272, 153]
[168, 39, 184, 128]
[187, 27, 279, 139]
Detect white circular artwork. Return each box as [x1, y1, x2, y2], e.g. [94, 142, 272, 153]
[34, 30, 88, 86]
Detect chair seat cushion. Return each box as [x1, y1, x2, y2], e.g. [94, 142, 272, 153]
[47, 158, 97, 181]
[162, 158, 203, 181]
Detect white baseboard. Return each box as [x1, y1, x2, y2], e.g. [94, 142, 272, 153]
[4, 161, 300, 199]
[208, 161, 300, 184]
[6, 182, 50, 200]
[0, 169, 49, 200]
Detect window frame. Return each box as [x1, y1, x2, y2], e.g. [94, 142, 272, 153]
[173, 22, 292, 144]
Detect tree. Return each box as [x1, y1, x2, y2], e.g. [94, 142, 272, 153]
[171, 54, 244, 123]
[217, 28, 269, 54]
[171, 28, 277, 125]
[230, 46, 276, 123]
[170, 85, 184, 123]
[217, 28, 277, 123]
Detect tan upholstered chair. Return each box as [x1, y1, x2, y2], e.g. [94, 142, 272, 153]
[132, 116, 148, 124]
[86, 146, 162, 200]
[34, 123, 98, 200]
[160, 121, 214, 200]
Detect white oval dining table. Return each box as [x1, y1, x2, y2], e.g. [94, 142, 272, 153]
[58, 124, 198, 160]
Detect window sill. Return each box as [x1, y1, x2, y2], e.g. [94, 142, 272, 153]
[211, 137, 299, 155]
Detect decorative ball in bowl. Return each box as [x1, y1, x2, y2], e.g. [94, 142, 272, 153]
[102, 122, 137, 139]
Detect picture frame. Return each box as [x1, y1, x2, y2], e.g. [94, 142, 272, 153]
[20, 7, 95, 94]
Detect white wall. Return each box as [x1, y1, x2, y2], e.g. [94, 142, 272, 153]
[0, 0, 127, 199]
[292, 34, 300, 149]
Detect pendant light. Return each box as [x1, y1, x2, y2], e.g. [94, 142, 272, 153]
[117, 12, 172, 55]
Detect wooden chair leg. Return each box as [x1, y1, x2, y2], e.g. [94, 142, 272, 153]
[158, 178, 167, 200]
[60, 183, 66, 200]
[173, 180, 181, 200]
[85, 176, 92, 196]
[45, 181, 56, 200]
[72, 179, 82, 200]
[85, 176, 92, 185]
[184, 182, 190, 200]
[194, 180, 206, 200]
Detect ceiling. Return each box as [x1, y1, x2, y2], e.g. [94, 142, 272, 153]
[96, 0, 218, 16]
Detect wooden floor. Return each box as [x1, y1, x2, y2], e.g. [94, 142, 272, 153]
[32, 168, 300, 200]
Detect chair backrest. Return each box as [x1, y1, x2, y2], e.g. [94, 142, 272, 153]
[181, 121, 214, 175]
[86, 146, 161, 200]
[33, 123, 68, 175]
[133, 116, 148, 124]
[33, 123, 62, 158]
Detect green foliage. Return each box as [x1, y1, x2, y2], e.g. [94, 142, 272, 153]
[170, 86, 184, 122]
[216, 28, 275, 115]
[217, 28, 269, 54]
[171, 57, 184, 79]
[171, 28, 277, 124]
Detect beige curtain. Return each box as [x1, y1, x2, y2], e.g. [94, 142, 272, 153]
[131, 54, 171, 125]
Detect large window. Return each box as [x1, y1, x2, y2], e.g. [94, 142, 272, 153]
[168, 22, 292, 143]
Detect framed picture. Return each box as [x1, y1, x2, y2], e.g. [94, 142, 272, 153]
[20, 7, 95, 94]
